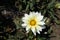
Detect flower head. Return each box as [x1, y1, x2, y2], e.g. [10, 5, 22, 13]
[22, 12, 45, 35]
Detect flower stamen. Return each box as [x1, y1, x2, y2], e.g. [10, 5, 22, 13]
[30, 20, 36, 26]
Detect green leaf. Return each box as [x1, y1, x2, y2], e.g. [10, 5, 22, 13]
[47, 0, 56, 9]
[26, 2, 29, 11]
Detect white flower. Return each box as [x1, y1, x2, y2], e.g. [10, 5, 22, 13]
[22, 12, 45, 35]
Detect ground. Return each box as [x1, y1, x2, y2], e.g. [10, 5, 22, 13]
[50, 9, 60, 40]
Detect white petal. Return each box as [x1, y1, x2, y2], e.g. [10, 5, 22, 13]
[22, 16, 28, 20]
[37, 30, 40, 34]
[26, 26, 30, 33]
[39, 26, 45, 31]
[36, 12, 38, 14]
[22, 19, 26, 22]
[40, 22, 45, 25]
[30, 12, 36, 17]
[30, 12, 33, 16]
[39, 12, 41, 15]
[30, 12, 33, 14]
[22, 17, 25, 20]
[29, 13, 33, 17]
[26, 30, 29, 33]
[21, 23, 26, 28]
[40, 16, 43, 20]
[32, 12, 35, 14]
[26, 26, 30, 31]
[24, 14, 29, 17]
[37, 14, 43, 21]
[41, 26, 45, 29]
[22, 19, 28, 23]
[35, 12, 40, 15]
[36, 16, 43, 21]
[22, 14, 29, 20]
[36, 26, 42, 31]
[31, 27, 36, 35]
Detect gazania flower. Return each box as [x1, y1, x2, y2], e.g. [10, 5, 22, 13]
[22, 12, 45, 35]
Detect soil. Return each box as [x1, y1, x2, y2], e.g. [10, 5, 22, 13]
[50, 9, 60, 40]
[50, 24, 60, 40]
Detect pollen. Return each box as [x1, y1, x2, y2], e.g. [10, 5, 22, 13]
[30, 20, 36, 26]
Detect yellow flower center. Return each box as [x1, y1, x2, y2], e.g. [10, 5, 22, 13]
[30, 20, 36, 26]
